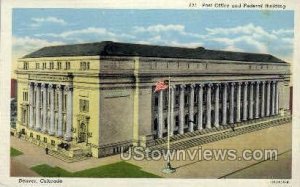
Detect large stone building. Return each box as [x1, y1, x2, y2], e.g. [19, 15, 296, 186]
[15, 41, 291, 158]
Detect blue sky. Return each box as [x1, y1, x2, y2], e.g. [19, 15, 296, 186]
[12, 9, 294, 61]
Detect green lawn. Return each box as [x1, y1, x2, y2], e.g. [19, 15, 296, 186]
[10, 147, 23, 157]
[31, 161, 161, 178]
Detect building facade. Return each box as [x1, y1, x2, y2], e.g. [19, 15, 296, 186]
[15, 41, 291, 158]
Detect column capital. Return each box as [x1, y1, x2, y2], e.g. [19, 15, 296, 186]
[215, 83, 220, 87]
[244, 82, 249, 85]
[34, 82, 39, 87]
[230, 82, 236, 86]
[41, 83, 46, 89]
[190, 84, 196, 89]
[64, 85, 73, 92]
[56, 84, 62, 90]
[237, 82, 243, 85]
[179, 84, 186, 89]
[48, 84, 54, 89]
[207, 83, 213, 87]
[256, 80, 261, 84]
[197, 83, 204, 88]
[170, 85, 176, 89]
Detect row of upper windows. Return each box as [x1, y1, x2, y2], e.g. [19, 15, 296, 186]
[22, 61, 90, 70]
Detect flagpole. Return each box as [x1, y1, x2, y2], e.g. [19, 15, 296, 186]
[162, 76, 176, 173]
[167, 76, 171, 162]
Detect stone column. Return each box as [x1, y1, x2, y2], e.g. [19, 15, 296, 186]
[189, 84, 195, 132]
[275, 81, 279, 114]
[170, 86, 175, 136]
[64, 85, 73, 141]
[29, 82, 34, 129]
[57, 85, 63, 137]
[206, 83, 212, 129]
[266, 81, 271, 116]
[255, 81, 260, 118]
[249, 82, 254, 119]
[35, 82, 41, 131]
[261, 81, 265, 117]
[222, 83, 228, 125]
[179, 85, 185, 134]
[271, 81, 276, 115]
[41, 83, 47, 132]
[49, 84, 55, 135]
[229, 82, 235, 124]
[236, 82, 242, 122]
[243, 82, 248, 121]
[214, 84, 220, 127]
[157, 90, 163, 138]
[197, 84, 203, 130]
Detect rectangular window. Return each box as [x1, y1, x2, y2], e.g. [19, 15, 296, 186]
[80, 62, 90, 70]
[50, 62, 54, 70]
[23, 91, 28, 101]
[30, 133, 33, 137]
[63, 94, 67, 111]
[154, 97, 158, 106]
[23, 62, 29, 70]
[87, 62, 90, 70]
[43, 137, 47, 143]
[51, 140, 55, 146]
[36, 63, 40, 69]
[65, 61, 70, 70]
[42, 62, 46, 69]
[80, 99, 89, 112]
[57, 62, 62, 70]
[36, 135, 40, 140]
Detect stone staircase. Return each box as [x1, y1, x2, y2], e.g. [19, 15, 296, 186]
[146, 115, 291, 157]
[48, 149, 89, 163]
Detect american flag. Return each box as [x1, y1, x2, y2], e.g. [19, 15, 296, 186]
[154, 80, 169, 92]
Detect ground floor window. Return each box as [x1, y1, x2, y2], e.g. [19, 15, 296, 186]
[51, 140, 55, 146]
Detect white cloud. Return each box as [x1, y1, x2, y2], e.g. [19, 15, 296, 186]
[30, 16, 67, 27]
[12, 36, 64, 57]
[206, 23, 277, 40]
[133, 24, 203, 39]
[35, 27, 135, 41]
[168, 41, 203, 48]
[134, 24, 185, 33]
[272, 29, 294, 35]
[203, 23, 294, 58]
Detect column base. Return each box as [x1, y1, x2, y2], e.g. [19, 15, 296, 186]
[35, 127, 41, 131]
[48, 131, 55, 136]
[64, 135, 72, 141]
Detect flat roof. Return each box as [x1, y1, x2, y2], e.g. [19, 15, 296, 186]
[23, 41, 286, 63]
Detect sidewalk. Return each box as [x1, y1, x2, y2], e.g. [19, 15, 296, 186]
[11, 122, 291, 178]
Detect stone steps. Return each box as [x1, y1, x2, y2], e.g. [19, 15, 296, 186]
[146, 116, 291, 157]
[151, 116, 272, 146]
[48, 150, 88, 163]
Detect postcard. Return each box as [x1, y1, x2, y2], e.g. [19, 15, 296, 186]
[0, 0, 299, 186]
